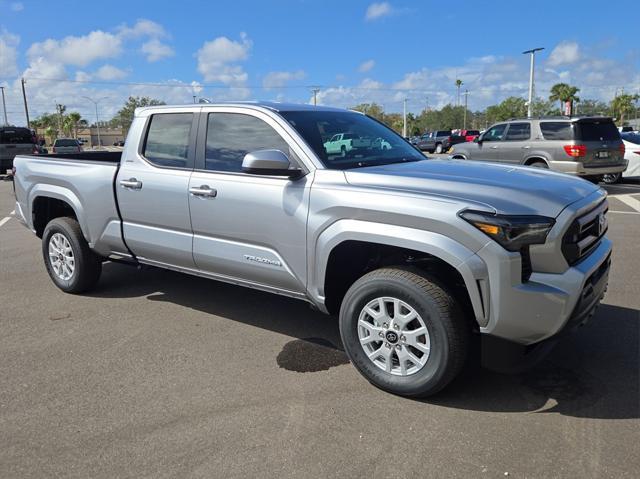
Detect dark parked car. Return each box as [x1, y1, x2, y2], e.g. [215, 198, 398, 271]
[0, 126, 37, 173]
[417, 130, 465, 153]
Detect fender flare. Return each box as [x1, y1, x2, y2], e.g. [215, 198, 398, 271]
[309, 219, 488, 324]
[28, 184, 90, 242]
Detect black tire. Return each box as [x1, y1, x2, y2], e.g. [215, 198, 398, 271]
[339, 267, 470, 397]
[602, 172, 622, 184]
[42, 217, 102, 293]
[528, 160, 548, 169]
[435, 143, 444, 154]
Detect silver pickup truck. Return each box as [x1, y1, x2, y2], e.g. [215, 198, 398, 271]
[13, 102, 612, 397]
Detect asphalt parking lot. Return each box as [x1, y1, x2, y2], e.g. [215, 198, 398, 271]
[0, 179, 639, 478]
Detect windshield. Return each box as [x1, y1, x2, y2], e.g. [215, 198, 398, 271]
[54, 139, 79, 147]
[279, 110, 425, 170]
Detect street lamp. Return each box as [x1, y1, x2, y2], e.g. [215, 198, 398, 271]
[82, 96, 108, 148]
[523, 47, 544, 118]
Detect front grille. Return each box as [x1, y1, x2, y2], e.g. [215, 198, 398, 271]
[562, 200, 608, 265]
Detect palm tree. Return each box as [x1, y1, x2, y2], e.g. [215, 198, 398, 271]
[611, 93, 640, 125]
[549, 83, 580, 114]
[455, 79, 463, 107]
[67, 112, 82, 138]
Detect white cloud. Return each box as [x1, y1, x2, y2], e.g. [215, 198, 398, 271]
[547, 41, 581, 67]
[0, 30, 19, 77]
[117, 19, 167, 39]
[196, 33, 252, 85]
[141, 39, 174, 62]
[95, 64, 128, 80]
[262, 70, 305, 89]
[358, 60, 375, 73]
[11, 2, 24, 12]
[365, 2, 393, 21]
[27, 31, 122, 67]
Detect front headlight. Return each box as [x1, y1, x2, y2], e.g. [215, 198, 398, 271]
[459, 210, 555, 252]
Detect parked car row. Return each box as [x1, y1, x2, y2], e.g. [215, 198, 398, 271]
[416, 130, 467, 153]
[449, 116, 630, 181]
[602, 131, 640, 183]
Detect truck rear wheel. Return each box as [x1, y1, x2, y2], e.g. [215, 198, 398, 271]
[435, 143, 443, 154]
[42, 217, 102, 294]
[339, 267, 469, 397]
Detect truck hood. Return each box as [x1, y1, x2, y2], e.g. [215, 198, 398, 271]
[344, 159, 600, 217]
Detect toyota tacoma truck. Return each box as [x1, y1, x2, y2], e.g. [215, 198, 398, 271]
[12, 102, 611, 397]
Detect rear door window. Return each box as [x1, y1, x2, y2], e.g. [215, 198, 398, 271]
[540, 122, 574, 140]
[576, 121, 620, 142]
[143, 113, 194, 168]
[54, 139, 79, 147]
[505, 123, 531, 141]
[0, 128, 33, 144]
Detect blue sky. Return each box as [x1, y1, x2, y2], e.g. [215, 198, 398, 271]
[1, 0, 639, 123]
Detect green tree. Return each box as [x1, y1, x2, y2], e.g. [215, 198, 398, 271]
[350, 103, 385, 122]
[611, 93, 640, 125]
[531, 98, 558, 117]
[485, 97, 527, 123]
[110, 96, 166, 133]
[548, 83, 580, 113]
[576, 99, 609, 116]
[455, 79, 463, 106]
[67, 112, 82, 138]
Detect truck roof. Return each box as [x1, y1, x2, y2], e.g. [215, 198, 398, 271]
[135, 101, 353, 116]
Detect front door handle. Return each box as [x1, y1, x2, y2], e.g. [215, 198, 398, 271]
[521, 145, 531, 149]
[120, 178, 143, 189]
[189, 185, 217, 198]
[490, 146, 498, 149]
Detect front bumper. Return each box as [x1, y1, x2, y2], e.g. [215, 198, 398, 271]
[476, 235, 612, 346]
[549, 159, 628, 176]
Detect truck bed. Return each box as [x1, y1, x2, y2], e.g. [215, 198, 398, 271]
[13, 152, 127, 257]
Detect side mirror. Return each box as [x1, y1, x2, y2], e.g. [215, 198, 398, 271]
[242, 149, 302, 178]
[475, 135, 483, 143]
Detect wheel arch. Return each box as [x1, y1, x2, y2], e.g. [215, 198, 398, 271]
[29, 185, 88, 240]
[523, 156, 550, 167]
[310, 220, 488, 325]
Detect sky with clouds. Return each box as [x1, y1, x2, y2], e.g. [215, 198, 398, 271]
[0, 0, 638, 124]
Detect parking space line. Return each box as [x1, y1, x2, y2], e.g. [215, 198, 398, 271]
[609, 210, 640, 215]
[0, 217, 11, 228]
[616, 194, 640, 213]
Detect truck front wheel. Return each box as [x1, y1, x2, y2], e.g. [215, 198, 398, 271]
[339, 267, 469, 397]
[42, 217, 102, 294]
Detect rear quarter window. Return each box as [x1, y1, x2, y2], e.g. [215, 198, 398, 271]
[540, 122, 574, 140]
[143, 113, 194, 168]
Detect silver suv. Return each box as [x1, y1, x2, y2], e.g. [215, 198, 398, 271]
[450, 117, 628, 178]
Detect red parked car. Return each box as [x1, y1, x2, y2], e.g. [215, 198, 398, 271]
[459, 129, 480, 142]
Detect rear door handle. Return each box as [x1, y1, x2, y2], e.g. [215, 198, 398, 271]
[521, 146, 531, 149]
[189, 185, 217, 198]
[490, 146, 498, 149]
[120, 178, 143, 189]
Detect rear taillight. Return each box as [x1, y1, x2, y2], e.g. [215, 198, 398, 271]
[619, 143, 626, 155]
[563, 144, 586, 158]
[52, 147, 56, 153]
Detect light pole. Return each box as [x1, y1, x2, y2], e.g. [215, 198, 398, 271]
[1, 86, 8, 125]
[523, 47, 544, 118]
[403, 98, 408, 138]
[462, 90, 470, 129]
[82, 96, 108, 148]
[311, 87, 320, 106]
